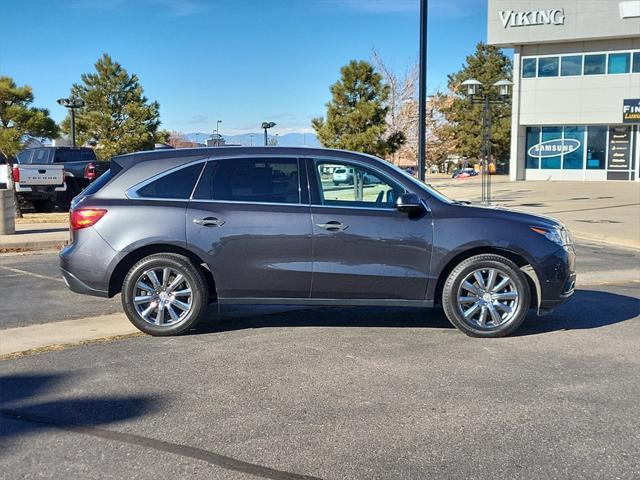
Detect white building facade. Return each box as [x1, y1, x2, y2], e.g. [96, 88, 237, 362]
[488, 0, 640, 181]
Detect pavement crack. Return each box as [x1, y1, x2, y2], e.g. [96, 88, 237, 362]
[0, 409, 323, 480]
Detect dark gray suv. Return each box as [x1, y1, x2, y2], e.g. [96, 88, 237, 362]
[60, 147, 576, 337]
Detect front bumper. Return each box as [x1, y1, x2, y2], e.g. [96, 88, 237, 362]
[538, 245, 576, 311]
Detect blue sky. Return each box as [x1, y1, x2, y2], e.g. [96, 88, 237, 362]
[1, 0, 488, 135]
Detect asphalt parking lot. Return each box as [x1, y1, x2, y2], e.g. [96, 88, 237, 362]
[1, 243, 639, 479]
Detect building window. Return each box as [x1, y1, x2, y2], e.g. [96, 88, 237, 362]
[538, 57, 559, 77]
[560, 55, 582, 76]
[562, 126, 585, 169]
[522, 58, 537, 78]
[608, 52, 631, 74]
[633, 52, 640, 73]
[586, 126, 607, 170]
[525, 127, 541, 169]
[584, 54, 606, 75]
[540, 127, 562, 169]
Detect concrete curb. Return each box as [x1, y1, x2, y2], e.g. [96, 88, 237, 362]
[0, 239, 67, 253]
[0, 313, 139, 357]
[572, 232, 640, 252]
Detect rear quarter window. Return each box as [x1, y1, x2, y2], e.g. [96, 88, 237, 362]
[135, 163, 204, 199]
[53, 149, 83, 163]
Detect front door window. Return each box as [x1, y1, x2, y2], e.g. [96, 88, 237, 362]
[316, 161, 404, 209]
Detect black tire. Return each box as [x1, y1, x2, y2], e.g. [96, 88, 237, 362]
[55, 181, 81, 211]
[442, 254, 530, 338]
[333, 181, 339, 186]
[32, 199, 55, 213]
[121, 253, 208, 336]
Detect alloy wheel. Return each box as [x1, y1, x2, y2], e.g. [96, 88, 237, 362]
[456, 267, 520, 329]
[132, 267, 193, 326]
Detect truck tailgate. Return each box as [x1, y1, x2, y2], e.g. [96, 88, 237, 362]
[19, 164, 65, 186]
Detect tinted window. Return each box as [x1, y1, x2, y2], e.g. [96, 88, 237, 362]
[633, 52, 640, 73]
[584, 54, 606, 75]
[541, 127, 562, 169]
[16, 150, 33, 164]
[81, 149, 97, 161]
[20, 148, 52, 164]
[53, 149, 82, 163]
[607, 52, 630, 74]
[78, 169, 112, 198]
[562, 126, 585, 169]
[522, 58, 537, 78]
[315, 161, 404, 209]
[525, 127, 540, 169]
[538, 57, 559, 77]
[193, 158, 300, 204]
[137, 163, 204, 199]
[560, 55, 582, 76]
[586, 126, 607, 170]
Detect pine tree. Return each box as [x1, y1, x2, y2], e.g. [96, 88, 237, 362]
[441, 43, 512, 164]
[0, 76, 58, 160]
[312, 60, 404, 157]
[62, 54, 162, 159]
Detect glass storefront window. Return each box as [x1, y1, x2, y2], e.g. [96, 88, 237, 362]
[608, 53, 631, 74]
[632, 52, 640, 73]
[584, 54, 606, 75]
[586, 126, 607, 169]
[525, 127, 540, 169]
[538, 57, 559, 77]
[561, 55, 582, 76]
[562, 126, 585, 169]
[541, 127, 562, 169]
[522, 58, 537, 78]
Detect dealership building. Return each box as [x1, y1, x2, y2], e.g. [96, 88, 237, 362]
[488, 0, 640, 181]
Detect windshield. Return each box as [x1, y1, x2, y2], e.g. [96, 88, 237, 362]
[386, 161, 453, 204]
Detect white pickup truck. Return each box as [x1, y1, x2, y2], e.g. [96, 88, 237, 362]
[0, 152, 66, 212]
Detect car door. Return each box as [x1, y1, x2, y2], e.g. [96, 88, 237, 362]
[186, 156, 313, 299]
[308, 157, 432, 300]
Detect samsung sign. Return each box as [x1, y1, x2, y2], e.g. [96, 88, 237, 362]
[499, 9, 565, 28]
[528, 139, 580, 158]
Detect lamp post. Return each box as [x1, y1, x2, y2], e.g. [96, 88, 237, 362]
[261, 122, 276, 146]
[417, 0, 428, 182]
[460, 78, 512, 204]
[216, 120, 222, 135]
[57, 97, 85, 148]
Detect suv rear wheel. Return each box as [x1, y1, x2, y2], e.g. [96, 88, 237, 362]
[442, 254, 530, 338]
[121, 253, 208, 336]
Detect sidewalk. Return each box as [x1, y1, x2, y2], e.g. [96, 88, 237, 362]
[0, 222, 68, 252]
[432, 177, 640, 250]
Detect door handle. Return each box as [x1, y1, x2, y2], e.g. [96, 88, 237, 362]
[315, 221, 348, 231]
[193, 217, 225, 227]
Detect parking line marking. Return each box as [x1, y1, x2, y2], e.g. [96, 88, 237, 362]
[0, 265, 63, 282]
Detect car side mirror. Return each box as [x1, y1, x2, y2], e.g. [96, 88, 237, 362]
[395, 193, 423, 213]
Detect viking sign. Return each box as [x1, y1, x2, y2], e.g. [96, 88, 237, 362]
[499, 9, 565, 28]
[528, 139, 580, 158]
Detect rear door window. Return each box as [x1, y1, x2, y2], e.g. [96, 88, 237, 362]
[81, 149, 97, 161]
[193, 158, 300, 204]
[136, 163, 204, 199]
[53, 149, 82, 163]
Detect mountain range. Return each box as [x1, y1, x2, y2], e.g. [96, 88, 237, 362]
[183, 132, 320, 147]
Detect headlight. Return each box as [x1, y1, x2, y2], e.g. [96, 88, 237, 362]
[530, 226, 573, 247]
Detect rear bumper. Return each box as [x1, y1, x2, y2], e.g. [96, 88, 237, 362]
[60, 268, 109, 297]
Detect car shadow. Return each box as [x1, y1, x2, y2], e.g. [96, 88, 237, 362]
[0, 373, 159, 447]
[194, 289, 638, 336]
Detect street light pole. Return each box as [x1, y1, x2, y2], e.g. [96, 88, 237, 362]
[461, 79, 512, 205]
[417, 0, 428, 182]
[57, 97, 86, 148]
[216, 120, 222, 136]
[261, 122, 276, 146]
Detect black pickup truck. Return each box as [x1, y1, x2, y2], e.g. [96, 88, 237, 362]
[15, 147, 109, 211]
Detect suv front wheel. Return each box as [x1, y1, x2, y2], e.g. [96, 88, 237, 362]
[442, 254, 531, 338]
[121, 253, 209, 336]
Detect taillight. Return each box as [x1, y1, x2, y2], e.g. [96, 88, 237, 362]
[84, 162, 97, 181]
[70, 208, 107, 230]
[11, 165, 19, 183]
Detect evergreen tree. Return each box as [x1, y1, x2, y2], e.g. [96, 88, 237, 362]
[0, 76, 58, 160]
[312, 60, 404, 157]
[441, 43, 512, 163]
[62, 54, 162, 159]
